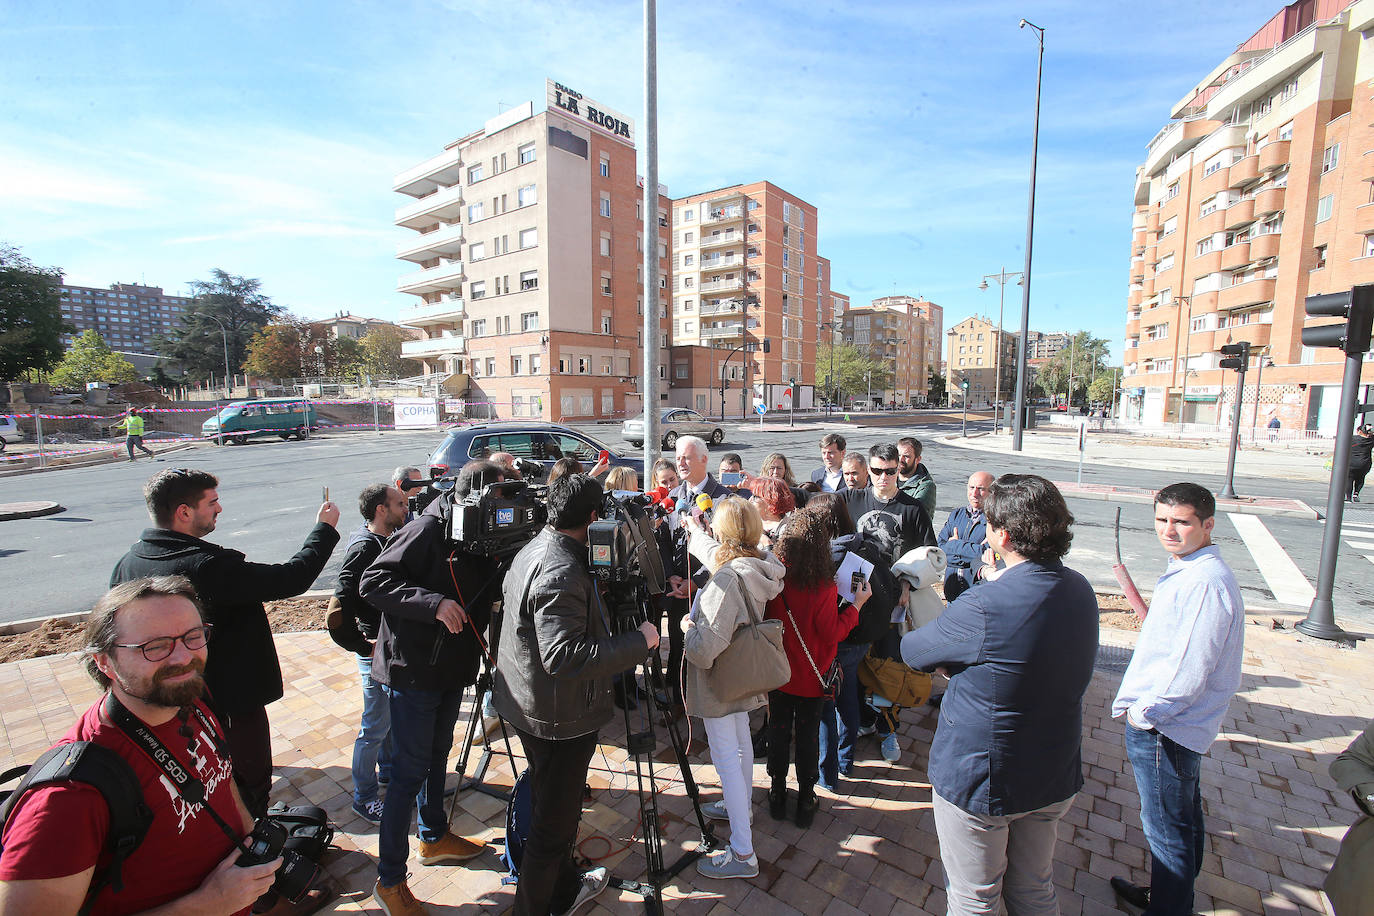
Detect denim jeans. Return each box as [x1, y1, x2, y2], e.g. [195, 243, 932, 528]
[819, 641, 871, 782]
[1125, 723, 1205, 916]
[351, 655, 393, 806]
[377, 685, 465, 888]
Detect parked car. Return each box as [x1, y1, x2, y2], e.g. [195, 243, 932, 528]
[621, 408, 724, 449]
[0, 415, 23, 450]
[202, 398, 317, 445]
[426, 422, 640, 484]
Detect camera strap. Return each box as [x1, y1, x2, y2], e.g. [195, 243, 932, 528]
[102, 693, 246, 851]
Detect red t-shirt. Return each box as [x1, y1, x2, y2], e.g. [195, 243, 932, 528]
[766, 581, 857, 698]
[0, 697, 247, 916]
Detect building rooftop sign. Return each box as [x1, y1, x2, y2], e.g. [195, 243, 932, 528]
[546, 79, 635, 145]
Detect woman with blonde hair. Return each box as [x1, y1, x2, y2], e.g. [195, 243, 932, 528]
[759, 452, 799, 486]
[681, 497, 786, 880]
[604, 466, 639, 491]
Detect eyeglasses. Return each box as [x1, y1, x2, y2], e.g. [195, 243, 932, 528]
[114, 625, 213, 662]
[870, 467, 898, 476]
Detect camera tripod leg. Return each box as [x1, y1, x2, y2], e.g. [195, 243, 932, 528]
[446, 666, 516, 824]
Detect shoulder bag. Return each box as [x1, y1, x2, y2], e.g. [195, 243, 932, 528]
[707, 576, 790, 703]
[780, 598, 842, 700]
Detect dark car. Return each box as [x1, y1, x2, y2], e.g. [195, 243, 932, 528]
[425, 421, 642, 485]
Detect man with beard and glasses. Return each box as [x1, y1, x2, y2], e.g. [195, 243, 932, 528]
[0, 577, 277, 916]
[111, 468, 340, 818]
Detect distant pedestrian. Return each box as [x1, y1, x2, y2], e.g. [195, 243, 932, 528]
[1267, 415, 1281, 441]
[1111, 482, 1245, 916]
[1348, 426, 1373, 503]
[112, 407, 155, 461]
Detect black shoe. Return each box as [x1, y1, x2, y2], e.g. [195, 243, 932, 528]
[1355, 494, 1361, 503]
[768, 783, 787, 821]
[1110, 877, 1148, 916]
[795, 789, 818, 829]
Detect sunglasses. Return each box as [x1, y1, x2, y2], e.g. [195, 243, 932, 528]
[870, 467, 898, 476]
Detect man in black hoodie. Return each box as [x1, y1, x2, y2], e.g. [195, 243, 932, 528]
[109, 467, 340, 816]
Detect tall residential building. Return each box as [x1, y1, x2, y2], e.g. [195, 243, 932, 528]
[1024, 330, 1072, 360]
[1125, 0, 1374, 431]
[56, 282, 190, 350]
[668, 182, 820, 413]
[843, 296, 943, 407]
[946, 315, 1018, 408]
[393, 80, 670, 421]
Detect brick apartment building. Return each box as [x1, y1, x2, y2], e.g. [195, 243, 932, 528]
[843, 296, 943, 407]
[1126, 0, 1374, 432]
[946, 314, 1018, 409]
[57, 282, 190, 351]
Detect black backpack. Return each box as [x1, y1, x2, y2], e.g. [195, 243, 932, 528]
[843, 536, 902, 646]
[0, 741, 153, 914]
[497, 768, 534, 885]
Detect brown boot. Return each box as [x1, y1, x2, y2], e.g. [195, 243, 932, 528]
[417, 831, 485, 865]
[372, 878, 428, 916]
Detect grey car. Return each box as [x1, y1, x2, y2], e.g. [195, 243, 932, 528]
[426, 421, 639, 482]
[621, 408, 724, 449]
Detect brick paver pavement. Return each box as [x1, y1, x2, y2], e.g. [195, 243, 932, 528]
[0, 620, 1366, 915]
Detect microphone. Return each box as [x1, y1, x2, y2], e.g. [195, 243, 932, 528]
[695, 493, 714, 521]
[675, 497, 692, 515]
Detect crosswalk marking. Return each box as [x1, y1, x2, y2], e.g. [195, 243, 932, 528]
[1227, 514, 1317, 606]
[1324, 519, 1374, 530]
[1346, 541, 1374, 550]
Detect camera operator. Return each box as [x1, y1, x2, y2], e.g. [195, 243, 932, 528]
[0, 576, 278, 916]
[493, 474, 659, 916]
[358, 460, 502, 915]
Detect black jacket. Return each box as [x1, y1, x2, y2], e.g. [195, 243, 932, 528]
[1351, 434, 1374, 471]
[110, 523, 340, 713]
[359, 494, 495, 692]
[669, 474, 733, 589]
[493, 526, 648, 740]
[329, 525, 387, 657]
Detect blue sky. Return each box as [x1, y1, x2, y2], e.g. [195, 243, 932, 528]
[1, 1, 1282, 365]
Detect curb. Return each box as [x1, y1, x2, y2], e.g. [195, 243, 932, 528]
[0, 500, 64, 521]
[1054, 482, 1317, 519]
[0, 440, 200, 478]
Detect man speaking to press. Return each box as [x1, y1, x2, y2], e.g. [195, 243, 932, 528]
[494, 473, 658, 916]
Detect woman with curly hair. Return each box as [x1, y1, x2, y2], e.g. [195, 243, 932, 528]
[748, 475, 796, 546]
[681, 498, 786, 880]
[765, 511, 870, 827]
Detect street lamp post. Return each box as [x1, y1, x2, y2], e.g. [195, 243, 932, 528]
[1013, 18, 1045, 452]
[980, 268, 1024, 434]
[820, 321, 838, 416]
[1250, 350, 1274, 441]
[204, 314, 232, 447]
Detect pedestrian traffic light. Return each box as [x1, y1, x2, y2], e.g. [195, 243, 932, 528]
[1302, 285, 1374, 355]
[960, 379, 970, 391]
[1218, 342, 1251, 370]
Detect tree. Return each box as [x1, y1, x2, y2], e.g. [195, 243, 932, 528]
[243, 323, 305, 379]
[1088, 371, 1119, 406]
[358, 325, 420, 380]
[927, 369, 947, 406]
[49, 330, 138, 388]
[243, 319, 373, 381]
[816, 342, 893, 404]
[155, 270, 283, 381]
[0, 245, 67, 382]
[1037, 332, 1112, 407]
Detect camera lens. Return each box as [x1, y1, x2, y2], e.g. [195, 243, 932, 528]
[273, 850, 321, 902]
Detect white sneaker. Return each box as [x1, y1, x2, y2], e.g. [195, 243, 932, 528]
[696, 846, 759, 880]
[701, 800, 730, 821]
[554, 865, 609, 916]
[880, 733, 901, 762]
[856, 722, 876, 738]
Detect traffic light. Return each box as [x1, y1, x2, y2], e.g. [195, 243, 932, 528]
[1302, 285, 1374, 355]
[1218, 341, 1251, 370]
[960, 378, 970, 391]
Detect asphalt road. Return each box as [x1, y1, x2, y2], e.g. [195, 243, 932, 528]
[2, 416, 1370, 634]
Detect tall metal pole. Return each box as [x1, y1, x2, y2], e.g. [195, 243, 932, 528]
[1012, 19, 1044, 452]
[206, 314, 231, 446]
[641, 0, 660, 478]
[1250, 351, 1268, 442]
[1178, 295, 1194, 428]
[1217, 347, 1248, 499]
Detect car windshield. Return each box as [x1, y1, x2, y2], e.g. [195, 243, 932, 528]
[215, 406, 244, 421]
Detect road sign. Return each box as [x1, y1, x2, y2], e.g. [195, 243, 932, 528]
[755, 403, 767, 415]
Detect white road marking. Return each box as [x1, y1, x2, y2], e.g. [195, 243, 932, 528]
[1345, 541, 1374, 551]
[1227, 514, 1316, 607]
[1333, 521, 1374, 531]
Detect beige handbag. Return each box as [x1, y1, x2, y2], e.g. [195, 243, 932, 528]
[706, 579, 790, 702]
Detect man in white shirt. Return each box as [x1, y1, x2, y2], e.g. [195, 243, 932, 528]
[809, 433, 847, 492]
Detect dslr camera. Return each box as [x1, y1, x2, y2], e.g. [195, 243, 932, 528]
[236, 813, 327, 903]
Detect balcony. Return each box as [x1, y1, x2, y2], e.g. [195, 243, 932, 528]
[1356, 203, 1374, 234]
[396, 260, 465, 296]
[699, 254, 743, 272]
[699, 300, 751, 316]
[1132, 228, 1147, 250]
[1259, 140, 1291, 173]
[399, 299, 465, 327]
[393, 146, 464, 197]
[1229, 155, 1259, 188]
[1231, 321, 1272, 349]
[1189, 290, 1219, 312]
[1254, 186, 1286, 216]
[1198, 165, 1230, 197]
[395, 184, 464, 230]
[1220, 241, 1252, 270]
[396, 223, 466, 263]
[1217, 277, 1275, 311]
[1142, 275, 1155, 296]
[1146, 210, 1161, 232]
[1195, 207, 1225, 236]
[703, 205, 744, 225]
[1192, 249, 1222, 275]
[1224, 198, 1256, 230]
[1126, 318, 1141, 337]
[1144, 243, 1158, 262]
[699, 230, 744, 251]
[1128, 288, 1144, 307]
[699, 322, 745, 340]
[1249, 232, 1281, 260]
[699, 277, 743, 295]
[402, 333, 466, 358]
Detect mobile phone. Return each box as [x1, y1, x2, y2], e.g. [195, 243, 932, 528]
[598, 450, 610, 463]
[721, 471, 743, 486]
[322, 486, 329, 503]
[850, 571, 865, 593]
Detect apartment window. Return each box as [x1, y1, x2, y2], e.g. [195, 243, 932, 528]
[520, 270, 538, 291]
[511, 355, 523, 374]
[468, 202, 485, 222]
[601, 274, 612, 295]
[1162, 215, 1178, 236]
[600, 234, 611, 257]
[1225, 228, 1249, 246]
[1323, 143, 1340, 174]
[470, 281, 486, 300]
[599, 156, 610, 177]
[469, 241, 486, 261]
[485, 358, 496, 376]
[600, 193, 611, 218]
[1314, 244, 1327, 270]
[1364, 234, 1374, 258]
[518, 143, 536, 165]
[467, 164, 484, 183]
[1157, 253, 1175, 272]
[1147, 324, 1168, 341]
[531, 354, 542, 374]
[470, 318, 486, 336]
[682, 208, 694, 222]
[682, 254, 694, 267]
[1195, 238, 1213, 257]
[1316, 194, 1333, 223]
[675, 364, 688, 379]
[519, 227, 537, 249]
[1157, 287, 1172, 305]
[599, 315, 611, 334]
[1191, 316, 1208, 332]
[518, 312, 537, 332]
[518, 184, 537, 207]
[1278, 121, 1294, 141]
[683, 277, 693, 288]
[1199, 197, 1218, 218]
[782, 271, 790, 289]
[577, 357, 590, 374]
[1281, 78, 1298, 101]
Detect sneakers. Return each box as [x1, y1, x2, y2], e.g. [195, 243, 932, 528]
[554, 866, 610, 916]
[856, 722, 876, 738]
[351, 798, 384, 824]
[881, 733, 901, 763]
[417, 831, 485, 865]
[696, 846, 760, 880]
[1110, 877, 1149, 916]
[701, 800, 731, 821]
[372, 879, 427, 916]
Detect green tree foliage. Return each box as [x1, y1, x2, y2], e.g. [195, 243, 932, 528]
[816, 342, 893, 404]
[0, 245, 67, 382]
[49, 330, 138, 388]
[358, 325, 420, 380]
[243, 319, 371, 381]
[1088, 371, 1119, 405]
[243, 323, 305, 379]
[154, 270, 282, 381]
[927, 370, 947, 405]
[1036, 332, 1112, 406]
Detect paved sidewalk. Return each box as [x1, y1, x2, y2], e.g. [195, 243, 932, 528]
[0, 622, 1365, 915]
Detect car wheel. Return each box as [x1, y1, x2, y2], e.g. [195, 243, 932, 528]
[234, 434, 249, 446]
[663, 430, 678, 449]
[278, 433, 291, 441]
[626, 440, 642, 449]
[708, 428, 724, 445]
[294, 427, 308, 440]
[0, 437, 6, 452]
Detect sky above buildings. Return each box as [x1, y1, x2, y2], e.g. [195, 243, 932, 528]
[1, 0, 1286, 364]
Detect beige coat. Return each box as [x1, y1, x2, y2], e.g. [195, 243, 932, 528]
[1326, 718, 1374, 915]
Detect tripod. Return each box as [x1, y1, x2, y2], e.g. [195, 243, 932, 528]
[604, 584, 720, 915]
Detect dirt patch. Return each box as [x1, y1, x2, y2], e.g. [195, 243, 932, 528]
[1097, 592, 1144, 632]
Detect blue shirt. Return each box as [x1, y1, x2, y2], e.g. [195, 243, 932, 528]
[1112, 545, 1244, 754]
